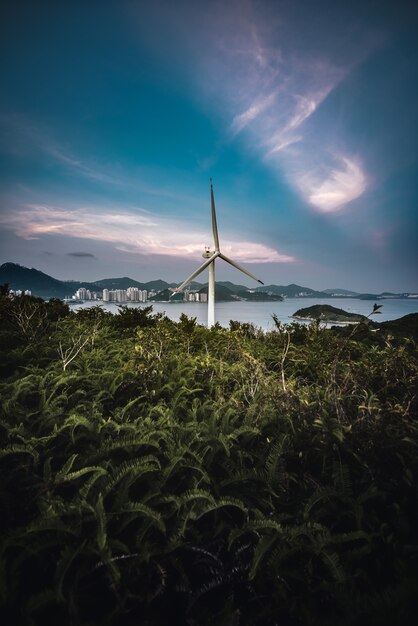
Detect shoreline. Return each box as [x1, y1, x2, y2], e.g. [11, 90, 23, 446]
[289, 314, 361, 326]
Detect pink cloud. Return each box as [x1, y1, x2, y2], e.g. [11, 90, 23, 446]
[0, 203, 295, 264]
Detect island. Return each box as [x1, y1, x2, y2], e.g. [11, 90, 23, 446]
[291, 304, 367, 324]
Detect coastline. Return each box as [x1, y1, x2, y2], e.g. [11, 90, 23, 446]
[289, 314, 361, 326]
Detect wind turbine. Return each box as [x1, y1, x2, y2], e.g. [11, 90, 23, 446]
[173, 179, 264, 327]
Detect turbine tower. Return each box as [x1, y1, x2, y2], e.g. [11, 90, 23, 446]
[173, 180, 264, 327]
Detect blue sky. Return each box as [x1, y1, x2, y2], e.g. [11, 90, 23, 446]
[0, 0, 417, 291]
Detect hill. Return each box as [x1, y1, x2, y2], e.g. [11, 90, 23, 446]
[94, 276, 145, 290]
[0, 264, 178, 299]
[255, 283, 329, 297]
[198, 284, 236, 302]
[236, 290, 283, 302]
[0, 263, 94, 299]
[292, 304, 367, 323]
[217, 281, 252, 294]
[144, 279, 177, 292]
[375, 312, 418, 340]
[1, 263, 412, 302]
[148, 289, 183, 302]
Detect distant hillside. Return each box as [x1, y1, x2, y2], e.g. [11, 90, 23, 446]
[82, 277, 178, 292]
[144, 279, 177, 292]
[149, 289, 183, 302]
[1, 263, 412, 302]
[217, 281, 251, 294]
[292, 304, 367, 323]
[237, 290, 283, 302]
[94, 277, 145, 290]
[0, 263, 90, 299]
[255, 283, 329, 298]
[358, 293, 383, 300]
[198, 285, 236, 302]
[323, 288, 359, 296]
[0, 264, 178, 299]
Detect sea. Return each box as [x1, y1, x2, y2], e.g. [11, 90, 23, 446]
[72, 298, 418, 332]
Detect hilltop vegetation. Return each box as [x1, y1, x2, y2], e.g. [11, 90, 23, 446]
[292, 304, 367, 323]
[0, 292, 417, 625]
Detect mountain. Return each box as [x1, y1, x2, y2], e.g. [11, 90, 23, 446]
[0, 263, 90, 299]
[0, 263, 410, 302]
[144, 279, 177, 292]
[198, 284, 236, 302]
[255, 283, 329, 297]
[148, 289, 183, 302]
[0, 264, 178, 299]
[236, 290, 283, 302]
[216, 281, 251, 294]
[94, 277, 145, 290]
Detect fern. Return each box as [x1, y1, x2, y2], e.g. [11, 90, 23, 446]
[95, 493, 107, 551]
[0, 444, 39, 463]
[192, 497, 248, 521]
[249, 533, 279, 580]
[119, 501, 166, 533]
[58, 465, 108, 484]
[320, 550, 346, 583]
[55, 541, 87, 600]
[102, 456, 160, 497]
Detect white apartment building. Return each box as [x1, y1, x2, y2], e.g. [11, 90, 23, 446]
[75, 288, 92, 300]
[127, 287, 140, 301]
[102, 288, 147, 303]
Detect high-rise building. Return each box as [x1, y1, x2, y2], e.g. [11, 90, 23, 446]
[115, 289, 127, 302]
[102, 289, 109, 302]
[76, 287, 91, 300]
[127, 287, 140, 301]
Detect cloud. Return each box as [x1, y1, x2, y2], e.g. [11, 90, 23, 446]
[302, 157, 367, 212]
[231, 91, 277, 135]
[67, 252, 97, 258]
[0, 203, 295, 264]
[187, 5, 372, 211]
[286, 95, 319, 131]
[47, 147, 123, 185]
[268, 135, 302, 154]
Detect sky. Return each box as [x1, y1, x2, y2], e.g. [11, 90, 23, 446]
[0, 0, 417, 292]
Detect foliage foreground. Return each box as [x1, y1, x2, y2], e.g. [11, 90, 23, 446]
[1, 296, 418, 625]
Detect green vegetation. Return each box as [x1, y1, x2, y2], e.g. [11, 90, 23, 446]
[1, 292, 417, 625]
[236, 290, 284, 302]
[292, 304, 367, 323]
[198, 284, 236, 301]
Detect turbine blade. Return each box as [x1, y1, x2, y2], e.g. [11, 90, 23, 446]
[173, 252, 220, 294]
[219, 253, 264, 285]
[210, 179, 220, 251]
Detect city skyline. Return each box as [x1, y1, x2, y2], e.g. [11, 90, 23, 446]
[1, 1, 417, 292]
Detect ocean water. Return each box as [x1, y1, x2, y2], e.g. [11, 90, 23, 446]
[72, 298, 418, 331]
